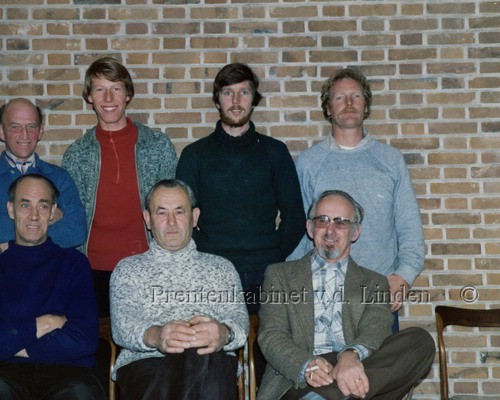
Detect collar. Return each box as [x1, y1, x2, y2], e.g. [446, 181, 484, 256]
[310, 250, 348, 276]
[5, 151, 36, 172]
[326, 129, 372, 150]
[212, 120, 258, 150]
[96, 117, 137, 144]
[149, 238, 198, 260]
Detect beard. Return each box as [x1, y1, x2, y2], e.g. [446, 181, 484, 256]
[220, 107, 254, 128]
[317, 246, 340, 261]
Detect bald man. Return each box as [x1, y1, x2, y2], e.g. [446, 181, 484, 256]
[0, 98, 86, 252]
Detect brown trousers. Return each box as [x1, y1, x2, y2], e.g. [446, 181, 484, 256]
[283, 327, 435, 400]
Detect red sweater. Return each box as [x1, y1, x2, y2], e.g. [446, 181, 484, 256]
[87, 119, 149, 271]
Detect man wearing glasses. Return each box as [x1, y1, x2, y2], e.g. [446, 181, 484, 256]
[0, 98, 86, 252]
[290, 68, 424, 315]
[258, 190, 434, 400]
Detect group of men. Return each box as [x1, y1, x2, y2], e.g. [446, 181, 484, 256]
[0, 58, 434, 400]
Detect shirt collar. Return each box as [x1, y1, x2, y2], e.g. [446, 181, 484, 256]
[311, 250, 349, 276]
[5, 151, 36, 171]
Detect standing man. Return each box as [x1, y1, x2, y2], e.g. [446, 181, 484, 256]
[0, 98, 86, 251]
[110, 179, 248, 399]
[0, 174, 105, 400]
[176, 63, 305, 313]
[258, 190, 434, 400]
[63, 57, 178, 315]
[290, 68, 424, 313]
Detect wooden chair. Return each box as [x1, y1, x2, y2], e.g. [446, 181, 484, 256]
[98, 317, 119, 400]
[435, 305, 500, 399]
[237, 345, 245, 400]
[248, 314, 260, 400]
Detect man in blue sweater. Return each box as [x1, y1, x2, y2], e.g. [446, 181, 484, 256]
[289, 68, 425, 315]
[0, 98, 86, 252]
[0, 174, 105, 399]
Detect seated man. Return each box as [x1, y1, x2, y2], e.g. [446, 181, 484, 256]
[110, 179, 249, 400]
[258, 190, 435, 400]
[0, 174, 105, 400]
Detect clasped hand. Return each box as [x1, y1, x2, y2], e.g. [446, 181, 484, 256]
[145, 315, 227, 355]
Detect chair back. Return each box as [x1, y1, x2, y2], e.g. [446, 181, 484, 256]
[435, 305, 500, 399]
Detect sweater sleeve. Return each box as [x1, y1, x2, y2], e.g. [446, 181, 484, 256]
[0, 318, 38, 361]
[176, 145, 199, 198]
[110, 258, 161, 353]
[391, 155, 425, 286]
[270, 142, 306, 259]
[156, 131, 178, 180]
[24, 255, 99, 365]
[46, 168, 87, 248]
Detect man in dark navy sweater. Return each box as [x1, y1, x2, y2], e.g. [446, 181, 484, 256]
[0, 174, 105, 399]
[177, 63, 306, 315]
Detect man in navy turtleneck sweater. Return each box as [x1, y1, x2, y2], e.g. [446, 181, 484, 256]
[0, 174, 105, 399]
[177, 63, 306, 315]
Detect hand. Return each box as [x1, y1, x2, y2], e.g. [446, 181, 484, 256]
[144, 320, 196, 354]
[0, 242, 8, 253]
[388, 274, 409, 311]
[331, 350, 369, 398]
[304, 357, 333, 387]
[36, 314, 67, 338]
[188, 315, 227, 355]
[50, 206, 64, 224]
[14, 349, 28, 358]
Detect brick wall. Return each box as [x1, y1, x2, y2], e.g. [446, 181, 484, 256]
[2, 1, 500, 398]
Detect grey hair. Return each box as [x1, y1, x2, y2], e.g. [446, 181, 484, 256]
[144, 179, 197, 212]
[308, 189, 364, 225]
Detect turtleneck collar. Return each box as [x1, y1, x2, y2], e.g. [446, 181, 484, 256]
[4, 238, 58, 266]
[149, 238, 198, 260]
[96, 117, 137, 145]
[212, 120, 258, 150]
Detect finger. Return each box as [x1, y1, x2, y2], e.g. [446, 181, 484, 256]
[196, 345, 217, 355]
[313, 369, 333, 386]
[189, 315, 212, 325]
[314, 357, 333, 375]
[306, 370, 332, 387]
[162, 339, 191, 353]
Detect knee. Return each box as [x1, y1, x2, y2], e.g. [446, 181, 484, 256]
[403, 327, 436, 356]
[0, 379, 22, 400]
[50, 378, 106, 400]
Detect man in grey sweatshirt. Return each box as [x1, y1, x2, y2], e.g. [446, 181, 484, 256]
[289, 68, 424, 314]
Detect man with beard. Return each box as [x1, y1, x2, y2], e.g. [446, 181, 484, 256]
[257, 190, 434, 400]
[289, 68, 424, 317]
[176, 63, 305, 314]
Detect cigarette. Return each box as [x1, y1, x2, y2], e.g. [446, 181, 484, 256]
[305, 365, 320, 372]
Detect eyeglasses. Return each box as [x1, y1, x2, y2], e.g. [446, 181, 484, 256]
[311, 215, 356, 230]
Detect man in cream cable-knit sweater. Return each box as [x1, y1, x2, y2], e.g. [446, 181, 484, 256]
[110, 179, 249, 400]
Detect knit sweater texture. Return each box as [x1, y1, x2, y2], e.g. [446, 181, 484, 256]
[110, 239, 249, 379]
[289, 133, 424, 286]
[0, 239, 99, 367]
[62, 121, 178, 256]
[0, 151, 87, 248]
[176, 120, 305, 273]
